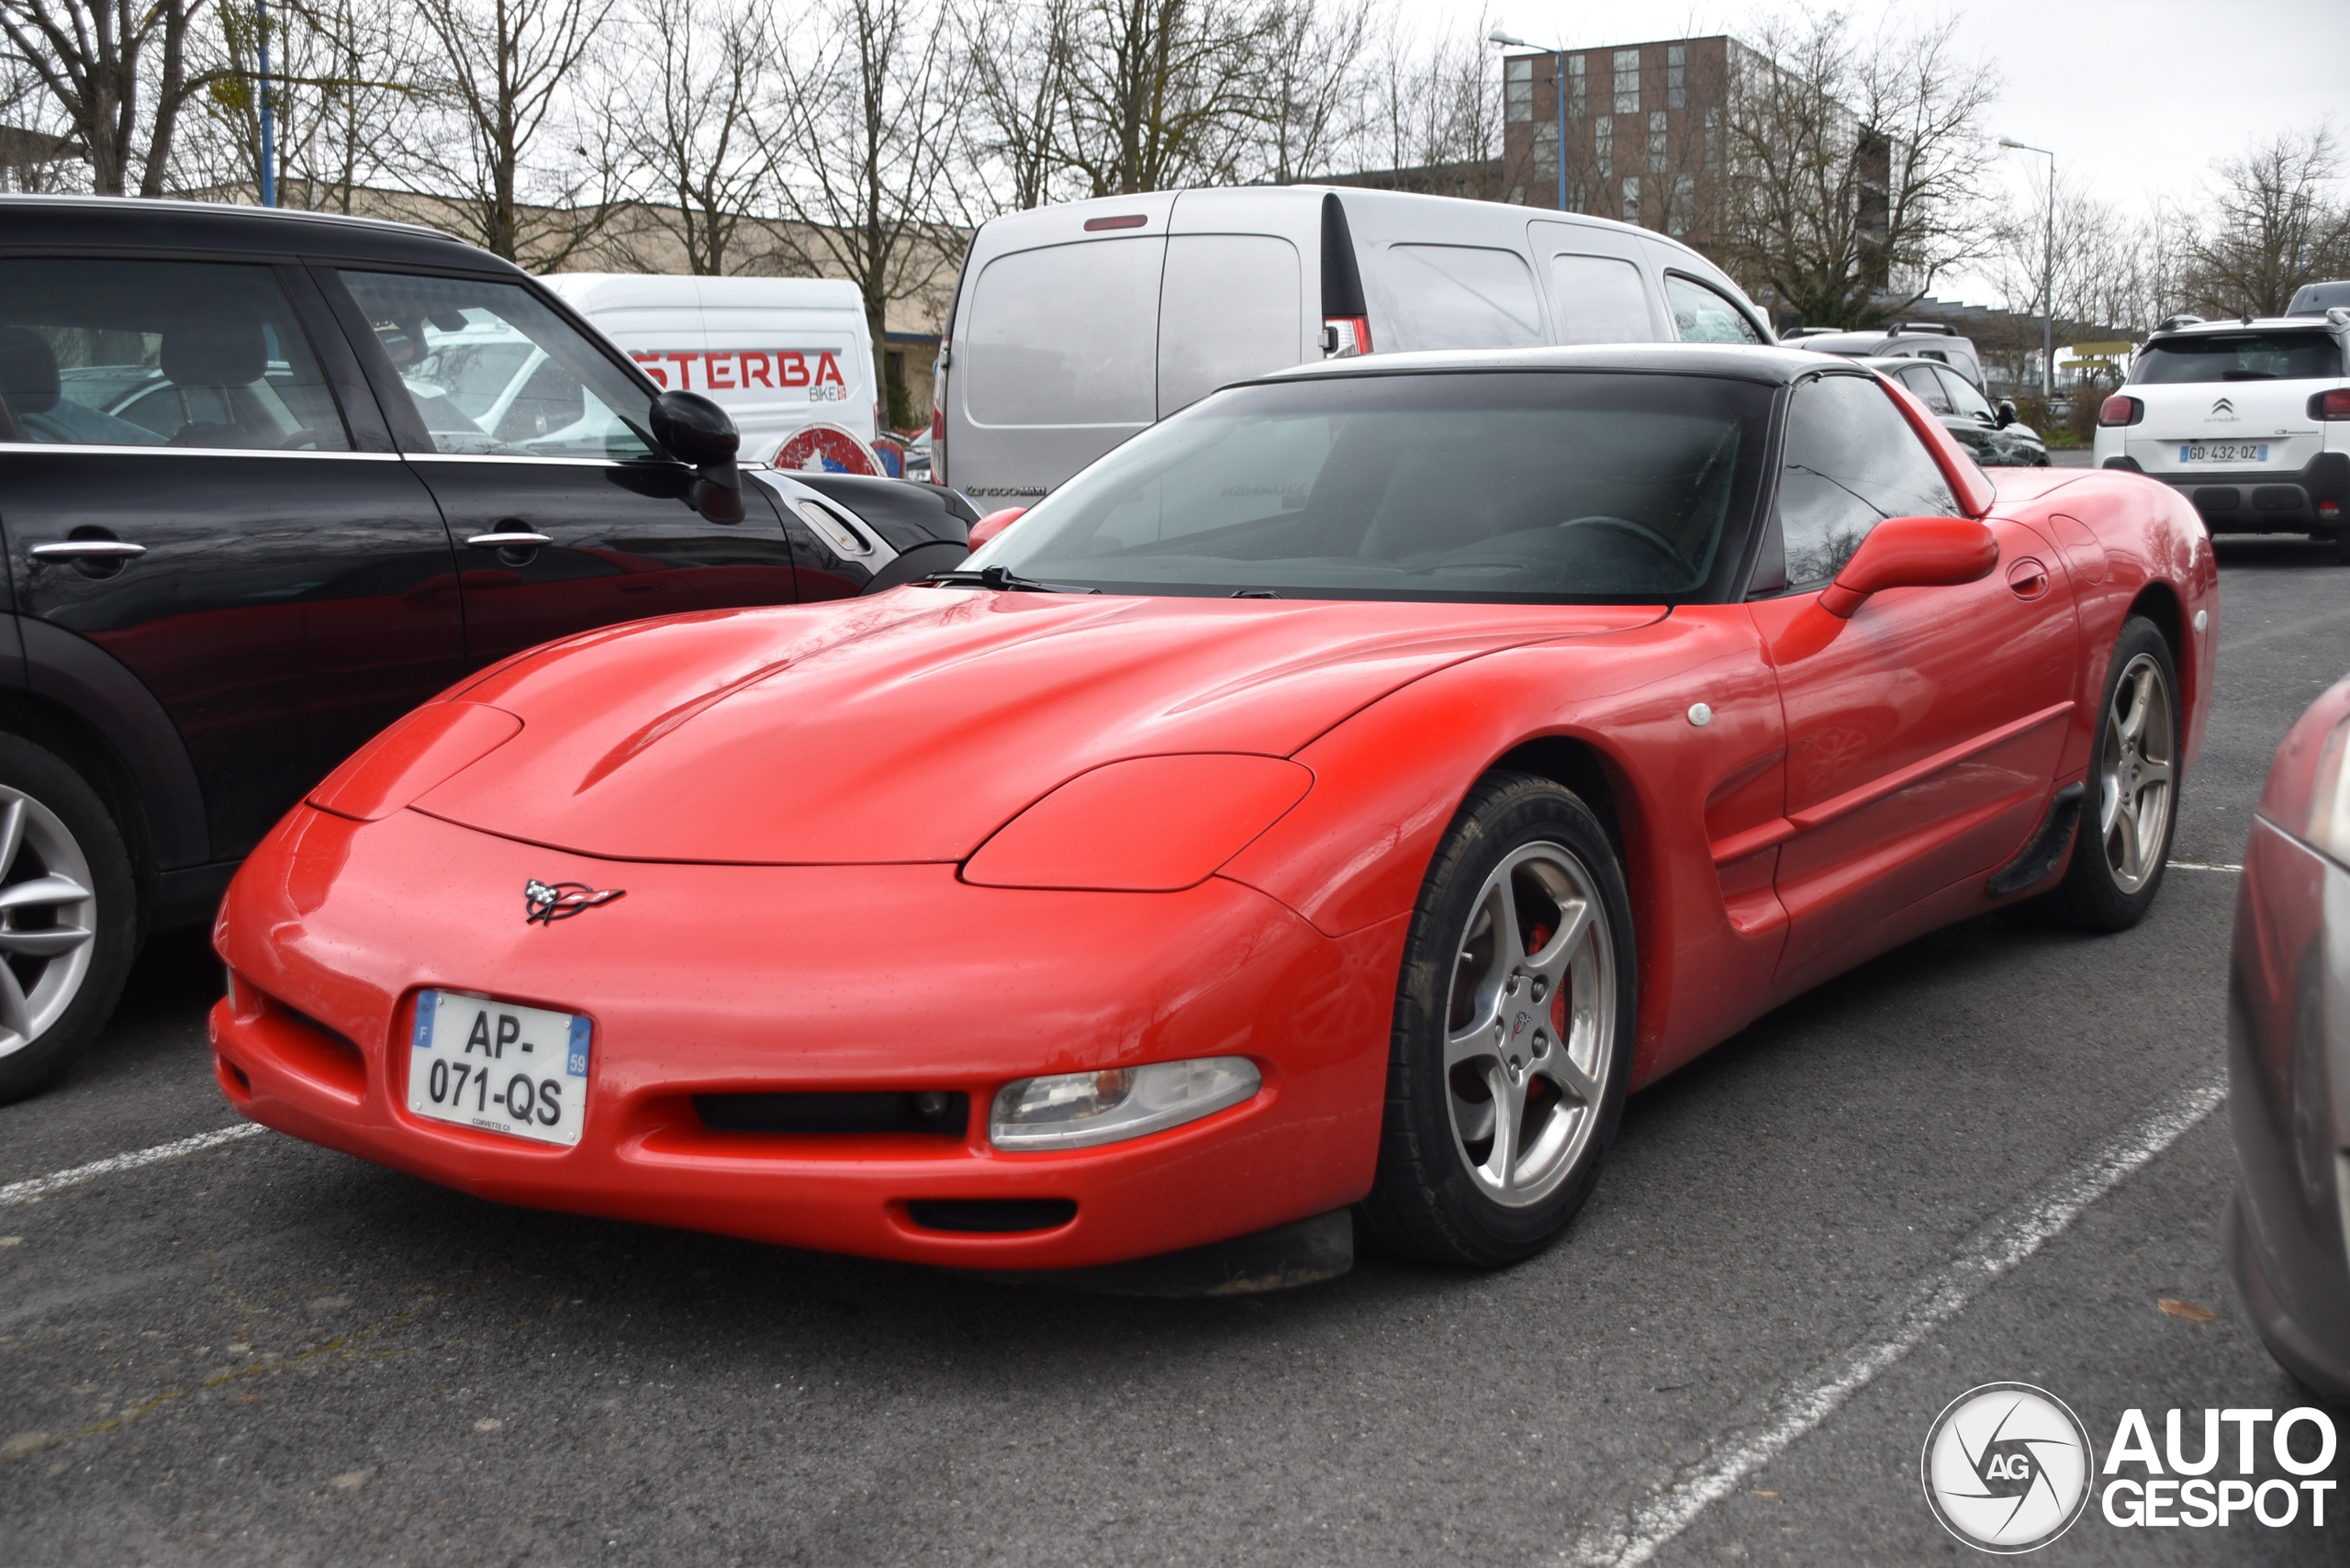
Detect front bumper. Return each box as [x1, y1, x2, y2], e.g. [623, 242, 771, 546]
[211, 806, 1404, 1270]
[2222, 817, 2350, 1399]
[2106, 450, 2349, 533]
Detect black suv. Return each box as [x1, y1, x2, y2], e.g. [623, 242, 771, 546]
[0, 196, 974, 1099]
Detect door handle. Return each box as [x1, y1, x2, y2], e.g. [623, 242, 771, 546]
[465, 532, 553, 548]
[2006, 557, 2050, 599]
[30, 540, 148, 562]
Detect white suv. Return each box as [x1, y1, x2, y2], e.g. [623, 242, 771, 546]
[2095, 310, 2350, 556]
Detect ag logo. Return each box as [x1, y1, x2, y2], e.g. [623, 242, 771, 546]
[1922, 1383, 2094, 1552]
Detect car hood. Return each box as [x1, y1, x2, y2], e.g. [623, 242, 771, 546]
[414, 589, 1662, 864]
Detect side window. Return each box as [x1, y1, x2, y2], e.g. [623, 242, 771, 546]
[337, 271, 656, 459]
[1664, 274, 1764, 344]
[1776, 375, 1958, 588]
[1381, 245, 1545, 351]
[1937, 366, 1996, 421]
[1896, 364, 1953, 414]
[0, 257, 351, 450]
[1547, 254, 1652, 344]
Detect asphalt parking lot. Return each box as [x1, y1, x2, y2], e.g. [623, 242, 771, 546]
[5, 529, 2347, 1567]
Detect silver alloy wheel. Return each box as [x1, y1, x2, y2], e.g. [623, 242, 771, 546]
[2098, 651, 2176, 895]
[0, 787, 97, 1059]
[1442, 840, 1617, 1207]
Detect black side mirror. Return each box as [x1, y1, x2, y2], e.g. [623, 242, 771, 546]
[1995, 399, 2018, 429]
[651, 390, 744, 523]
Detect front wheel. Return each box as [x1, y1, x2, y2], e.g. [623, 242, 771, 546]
[1357, 772, 1636, 1267]
[0, 735, 136, 1103]
[2044, 617, 2179, 932]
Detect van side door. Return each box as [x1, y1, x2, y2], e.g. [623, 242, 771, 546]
[1528, 220, 1666, 344]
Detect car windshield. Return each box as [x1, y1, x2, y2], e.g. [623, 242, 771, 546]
[970, 371, 1772, 603]
[2131, 332, 2344, 384]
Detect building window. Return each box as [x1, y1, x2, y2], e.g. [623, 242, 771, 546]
[1594, 117, 1612, 178]
[1569, 181, 1587, 214]
[1505, 56, 1532, 123]
[1704, 106, 1721, 173]
[1668, 174, 1696, 235]
[1507, 185, 1528, 206]
[1612, 48, 1639, 115]
[1567, 55, 1585, 118]
[1649, 110, 1667, 174]
[1621, 175, 1640, 225]
[1667, 43, 1686, 110]
[1533, 120, 1560, 183]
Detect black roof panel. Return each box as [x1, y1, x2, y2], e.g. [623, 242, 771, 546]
[0, 195, 520, 274]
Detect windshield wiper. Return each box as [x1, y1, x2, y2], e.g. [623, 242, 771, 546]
[921, 565, 1100, 594]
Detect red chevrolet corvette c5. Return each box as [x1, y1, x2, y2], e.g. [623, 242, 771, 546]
[211, 345, 2217, 1277]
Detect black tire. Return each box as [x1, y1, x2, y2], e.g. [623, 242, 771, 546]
[2042, 616, 2179, 932]
[2333, 527, 2350, 566]
[0, 734, 137, 1103]
[1356, 771, 1637, 1267]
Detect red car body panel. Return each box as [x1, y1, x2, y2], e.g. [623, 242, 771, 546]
[213, 442, 2218, 1268]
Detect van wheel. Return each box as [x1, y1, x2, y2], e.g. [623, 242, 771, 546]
[0, 735, 136, 1103]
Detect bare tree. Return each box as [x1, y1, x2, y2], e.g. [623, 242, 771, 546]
[607, 0, 772, 274]
[183, 0, 429, 210]
[1056, 0, 1280, 196]
[405, 0, 620, 266]
[957, 0, 1075, 211]
[1260, 0, 1368, 185]
[2186, 124, 2350, 317]
[761, 0, 959, 427]
[1345, 12, 1502, 198]
[1, 0, 217, 195]
[1715, 11, 2000, 328]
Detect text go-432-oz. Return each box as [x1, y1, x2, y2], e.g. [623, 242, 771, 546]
[408, 991, 590, 1147]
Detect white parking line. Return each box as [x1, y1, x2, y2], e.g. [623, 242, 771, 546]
[2166, 860, 2244, 872]
[0, 1122, 264, 1208]
[1564, 1076, 2226, 1567]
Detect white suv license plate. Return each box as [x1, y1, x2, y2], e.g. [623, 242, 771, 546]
[2179, 442, 2269, 464]
[408, 991, 589, 1147]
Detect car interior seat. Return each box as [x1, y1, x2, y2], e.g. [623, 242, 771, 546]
[161, 319, 267, 447]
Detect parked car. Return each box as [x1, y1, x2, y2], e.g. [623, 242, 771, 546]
[934, 187, 1774, 500]
[1794, 322, 1988, 391]
[2093, 310, 2350, 555]
[1863, 355, 2048, 465]
[0, 195, 967, 1101]
[539, 273, 879, 465]
[212, 343, 2212, 1282]
[2226, 672, 2350, 1401]
[2288, 280, 2350, 317]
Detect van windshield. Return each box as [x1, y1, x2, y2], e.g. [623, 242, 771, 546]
[2131, 332, 2344, 384]
[969, 371, 1771, 603]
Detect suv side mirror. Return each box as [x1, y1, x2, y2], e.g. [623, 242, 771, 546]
[1995, 398, 2019, 428]
[651, 390, 744, 523]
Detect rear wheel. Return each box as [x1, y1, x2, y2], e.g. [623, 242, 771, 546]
[1357, 772, 1635, 1267]
[0, 735, 136, 1103]
[2044, 618, 2178, 932]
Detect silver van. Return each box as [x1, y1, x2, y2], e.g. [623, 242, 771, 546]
[934, 186, 1774, 498]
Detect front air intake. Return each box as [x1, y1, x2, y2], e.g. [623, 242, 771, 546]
[904, 1198, 1078, 1234]
[694, 1091, 968, 1137]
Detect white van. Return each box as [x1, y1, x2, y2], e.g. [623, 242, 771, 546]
[540, 273, 878, 463]
[934, 186, 1774, 498]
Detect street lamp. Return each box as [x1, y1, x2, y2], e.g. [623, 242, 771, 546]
[255, 0, 276, 206]
[1998, 136, 2054, 403]
[1491, 29, 1568, 214]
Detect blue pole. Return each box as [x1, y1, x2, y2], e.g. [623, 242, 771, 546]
[256, 0, 275, 207]
[1555, 50, 1567, 211]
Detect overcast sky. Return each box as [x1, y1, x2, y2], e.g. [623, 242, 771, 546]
[1413, 0, 2349, 308]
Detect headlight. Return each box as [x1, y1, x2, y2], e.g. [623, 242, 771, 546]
[962, 754, 1312, 891]
[990, 1058, 1261, 1150]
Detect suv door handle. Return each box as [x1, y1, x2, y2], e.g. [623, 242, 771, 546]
[30, 540, 148, 562]
[465, 532, 553, 548]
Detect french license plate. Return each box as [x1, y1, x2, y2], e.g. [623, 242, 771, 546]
[2179, 442, 2269, 464]
[407, 991, 589, 1147]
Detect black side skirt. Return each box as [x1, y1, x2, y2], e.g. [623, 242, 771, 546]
[1986, 780, 2087, 898]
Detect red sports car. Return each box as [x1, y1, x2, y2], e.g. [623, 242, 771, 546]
[210, 345, 2216, 1281]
